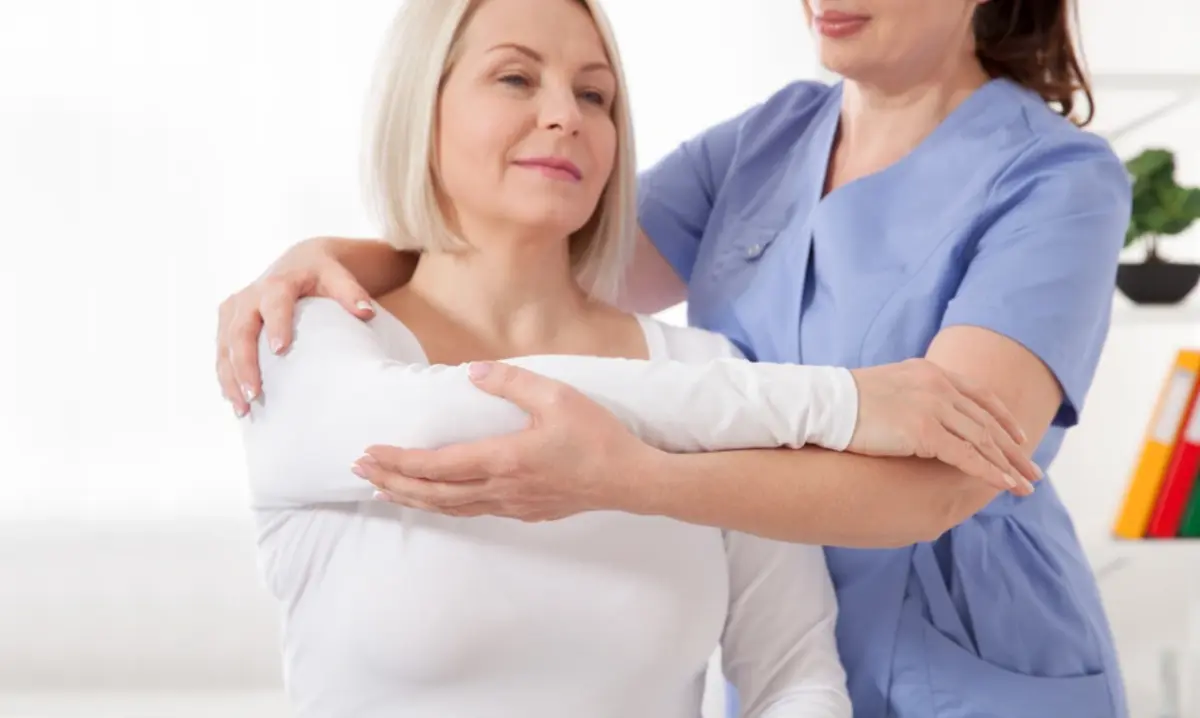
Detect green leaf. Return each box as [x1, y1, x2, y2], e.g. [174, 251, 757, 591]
[1123, 148, 1200, 246]
[1126, 148, 1175, 183]
[1185, 188, 1200, 217]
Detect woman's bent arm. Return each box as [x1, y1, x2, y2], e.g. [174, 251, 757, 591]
[241, 298, 859, 509]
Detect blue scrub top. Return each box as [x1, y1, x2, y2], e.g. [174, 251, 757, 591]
[638, 78, 1132, 718]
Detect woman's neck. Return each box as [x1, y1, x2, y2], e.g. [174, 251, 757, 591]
[397, 230, 595, 351]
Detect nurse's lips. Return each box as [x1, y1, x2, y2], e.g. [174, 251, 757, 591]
[814, 10, 870, 38]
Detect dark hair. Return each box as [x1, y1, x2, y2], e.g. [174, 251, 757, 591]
[973, 0, 1094, 126]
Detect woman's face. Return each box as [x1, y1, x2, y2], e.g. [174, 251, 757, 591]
[436, 0, 617, 243]
[803, 0, 982, 83]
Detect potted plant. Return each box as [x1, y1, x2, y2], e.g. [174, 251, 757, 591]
[1117, 148, 1200, 305]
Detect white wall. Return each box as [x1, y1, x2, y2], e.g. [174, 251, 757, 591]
[1082, 0, 1200, 264]
[0, 0, 817, 521]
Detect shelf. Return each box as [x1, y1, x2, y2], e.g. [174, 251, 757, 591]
[1088, 537, 1200, 583]
[1111, 292, 1200, 326]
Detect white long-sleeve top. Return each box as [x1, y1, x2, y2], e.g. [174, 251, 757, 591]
[241, 298, 854, 718]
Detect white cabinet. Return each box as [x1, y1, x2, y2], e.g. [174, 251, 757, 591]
[1054, 291, 1200, 718]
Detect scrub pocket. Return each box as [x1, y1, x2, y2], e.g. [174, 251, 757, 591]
[707, 225, 780, 282]
[891, 521, 1116, 718]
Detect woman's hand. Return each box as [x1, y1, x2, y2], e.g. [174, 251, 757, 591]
[216, 238, 376, 417]
[353, 357, 1042, 524]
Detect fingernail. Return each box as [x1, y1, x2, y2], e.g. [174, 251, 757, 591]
[1004, 474, 1018, 489]
[356, 300, 374, 313]
[1020, 477, 1036, 493]
[1033, 464, 1044, 480]
[468, 362, 492, 380]
[351, 462, 368, 479]
[234, 405, 247, 419]
[241, 384, 257, 402]
[372, 491, 391, 502]
[270, 337, 284, 354]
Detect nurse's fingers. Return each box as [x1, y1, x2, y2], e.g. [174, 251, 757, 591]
[940, 407, 1034, 496]
[952, 396, 1043, 487]
[942, 371, 1026, 445]
[930, 433, 1013, 493]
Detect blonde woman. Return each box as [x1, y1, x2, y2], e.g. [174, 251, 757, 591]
[239, 0, 1038, 715]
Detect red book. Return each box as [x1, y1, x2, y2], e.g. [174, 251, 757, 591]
[1146, 371, 1200, 538]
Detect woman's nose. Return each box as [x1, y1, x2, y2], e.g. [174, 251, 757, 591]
[539, 86, 583, 135]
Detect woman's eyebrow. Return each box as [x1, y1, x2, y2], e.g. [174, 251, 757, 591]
[486, 42, 613, 75]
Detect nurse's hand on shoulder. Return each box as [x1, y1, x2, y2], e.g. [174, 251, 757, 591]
[215, 237, 375, 417]
[849, 359, 1041, 495]
[356, 359, 1040, 524]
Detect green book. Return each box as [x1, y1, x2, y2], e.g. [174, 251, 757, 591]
[1179, 464, 1200, 537]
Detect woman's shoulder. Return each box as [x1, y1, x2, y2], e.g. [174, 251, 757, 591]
[288, 297, 385, 342]
[275, 297, 426, 364]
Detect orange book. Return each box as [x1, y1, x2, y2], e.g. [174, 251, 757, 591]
[1112, 349, 1200, 539]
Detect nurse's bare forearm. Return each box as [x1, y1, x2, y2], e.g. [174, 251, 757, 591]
[630, 447, 997, 548]
[319, 237, 416, 297]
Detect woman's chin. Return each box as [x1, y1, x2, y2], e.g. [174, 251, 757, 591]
[502, 208, 595, 238]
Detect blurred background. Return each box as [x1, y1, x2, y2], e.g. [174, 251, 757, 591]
[1, 1, 1199, 716]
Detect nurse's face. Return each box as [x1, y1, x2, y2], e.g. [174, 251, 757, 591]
[803, 0, 982, 83]
[435, 0, 618, 243]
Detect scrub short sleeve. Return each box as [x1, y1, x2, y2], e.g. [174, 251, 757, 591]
[637, 111, 747, 283]
[940, 138, 1132, 427]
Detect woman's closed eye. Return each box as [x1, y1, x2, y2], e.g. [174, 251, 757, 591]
[498, 73, 608, 108]
[499, 73, 533, 89]
[577, 88, 607, 107]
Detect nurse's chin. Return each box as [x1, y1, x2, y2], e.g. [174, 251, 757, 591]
[814, 50, 882, 81]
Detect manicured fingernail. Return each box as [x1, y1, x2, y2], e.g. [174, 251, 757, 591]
[1020, 477, 1035, 493]
[351, 462, 368, 479]
[356, 300, 374, 313]
[1004, 474, 1018, 489]
[1033, 464, 1044, 479]
[468, 362, 492, 380]
[270, 337, 284, 354]
[372, 491, 391, 502]
[241, 384, 256, 402]
[234, 405, 247, 419]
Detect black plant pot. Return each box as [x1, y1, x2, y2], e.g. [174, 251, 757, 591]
[1116, 255, 1200, 305]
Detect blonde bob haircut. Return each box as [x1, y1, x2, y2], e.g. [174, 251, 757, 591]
[362, 0, 637, 303]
